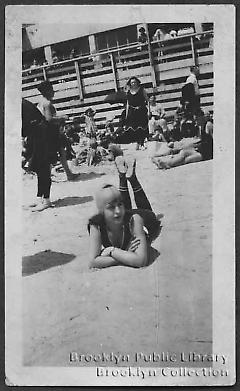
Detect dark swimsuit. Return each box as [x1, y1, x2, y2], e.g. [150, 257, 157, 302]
[88, 209, 160, 250]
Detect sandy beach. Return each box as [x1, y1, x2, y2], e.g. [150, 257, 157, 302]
[22, 144, 212, 367]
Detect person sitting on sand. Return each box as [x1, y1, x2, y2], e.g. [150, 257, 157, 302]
[83, 108, 97, 138]
[151, 141, 176, 160]
[152, 132, 212, 170]
[88, 156, 162, 269]
[148, 95, 169, 140]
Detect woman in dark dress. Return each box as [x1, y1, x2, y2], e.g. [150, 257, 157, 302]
[123, 77, 149, 149]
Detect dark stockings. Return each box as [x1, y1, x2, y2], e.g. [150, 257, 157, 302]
[119, 173, 152, 211]
[36, 163, 51, 198]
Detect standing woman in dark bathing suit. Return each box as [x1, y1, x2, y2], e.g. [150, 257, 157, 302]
[124, 77, 149, 150]
[88, 156, 162, 269]
[28, 81, 64, 211]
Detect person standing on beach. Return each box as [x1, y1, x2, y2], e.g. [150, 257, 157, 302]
[124, 77, 149, 150]
[37, 81, 80, 182]
[23, 83, 61, 210]
[182, 66, 201, 115]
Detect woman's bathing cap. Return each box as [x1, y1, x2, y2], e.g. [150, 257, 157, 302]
[95, 184, 123, 212]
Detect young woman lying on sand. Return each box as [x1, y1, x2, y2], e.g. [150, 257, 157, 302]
[152, 133, 213, 169]
[88, 156, 162, 269]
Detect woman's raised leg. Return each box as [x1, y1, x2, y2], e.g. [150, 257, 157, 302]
[126, 158, 152, 211]
[115, 156, 132, 210]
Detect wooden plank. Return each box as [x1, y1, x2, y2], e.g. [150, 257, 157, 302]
[74, 61, 84, 101]
[55, 79, 78, 91]
[157, 78, 214, 94]
[48, 72, 77, 83]
[22, 81, 42, 90]
[55, 99, 123, 113]
[156, 94, 213, 111]
[197, 55, 213, 65]
[195, 47, 214, 55]
[81, 66, 113, 78]
[46, 65, 76, 76]
[152, 87, 213, 103]
[155, 41, 192, 55]
[22, 79, 79, 98]
[156, 57, 193, 73]
[116, 57, 150, 70]
[22, 76, 78, 92]
[57, 107, 123, 119]
[82, 72, 115, 87]
[118, 66, 152, 81]
[115, 49, 149, 62]
[23, 85, 80, 101]
[54, 87, 81, 100]
[156, 63, 213, 82]
[54, 99, 82, 110]
[152, 50, 193, 62]
[22, 89, 40, 99]
[22, 70, 45, 82]
[156, 67, 190, 82]
[190, 36, 197, 66]
[198, 63, 213, 74]
[83, 80, 116, 94]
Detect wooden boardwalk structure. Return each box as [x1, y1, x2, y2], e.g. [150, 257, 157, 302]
[22, 31, 213, 129]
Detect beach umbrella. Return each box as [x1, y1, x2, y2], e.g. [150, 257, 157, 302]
[22, 98, 44, 137]
[104, 90, 127, 105]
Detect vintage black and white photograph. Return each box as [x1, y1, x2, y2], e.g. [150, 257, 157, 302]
[5, 4, 235, 386]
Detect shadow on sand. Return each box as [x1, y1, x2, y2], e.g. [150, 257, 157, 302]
[22, 250, 76, 276]
[147, 247, 161, 267]
[53, 172, 106, 183]
[78, 172, 106, 181]
[53, 195, 93, 208]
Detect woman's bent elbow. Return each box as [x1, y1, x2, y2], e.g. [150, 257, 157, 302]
[133, 255, 147, 268]
[89, 258, 98, 269]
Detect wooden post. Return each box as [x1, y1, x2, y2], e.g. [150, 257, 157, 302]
[190, 36, 197, 66]
[110, 53, 118, 91]
[43, 67, 47, 80]
[74, 60, 84, 101]
[145, 23, 157, 90]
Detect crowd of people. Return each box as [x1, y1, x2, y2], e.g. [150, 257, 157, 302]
[22, 66, 213, 267]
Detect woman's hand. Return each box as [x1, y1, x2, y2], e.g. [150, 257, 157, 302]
[127, 237, 141, 252]
[100, 247, 114, 257]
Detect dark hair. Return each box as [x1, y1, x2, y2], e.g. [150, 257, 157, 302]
[190, 66, 199, 73]
[85, 108, 94, 115]
[126, 77, 141, 87]
[37, 80, 53, 95]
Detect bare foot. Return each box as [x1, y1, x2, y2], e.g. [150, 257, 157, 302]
[115, 156, 127, 175]
[125, 157, 136, 179]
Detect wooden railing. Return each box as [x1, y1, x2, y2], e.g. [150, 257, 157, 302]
[22, 30, 213, 129]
